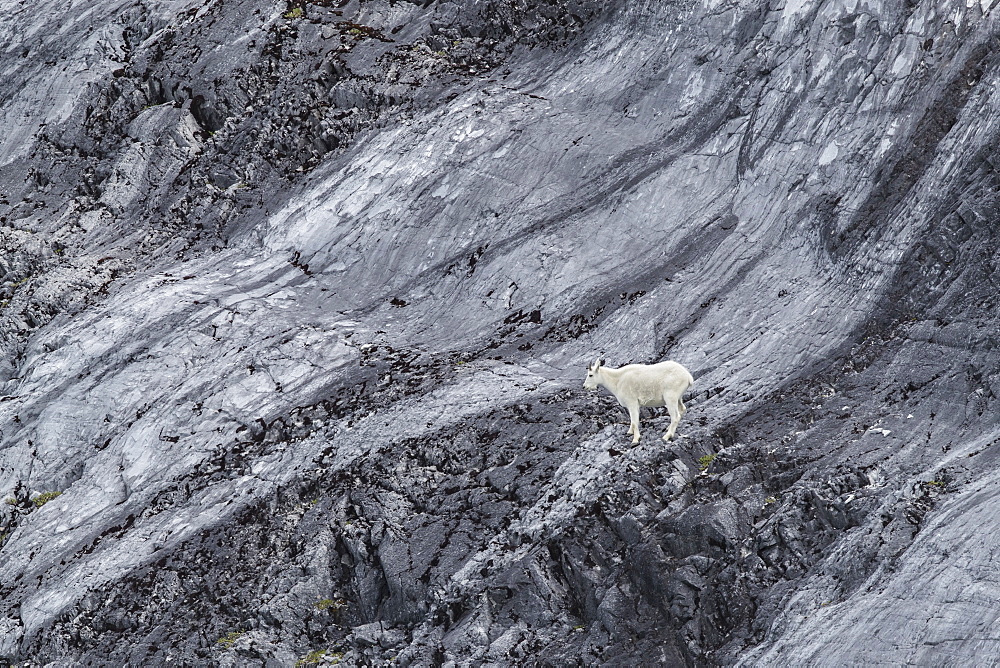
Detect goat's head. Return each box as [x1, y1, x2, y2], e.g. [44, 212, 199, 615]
[583, 358, 605, 390]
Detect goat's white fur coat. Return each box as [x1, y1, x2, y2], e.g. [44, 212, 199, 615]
[584, 358, 694, 443]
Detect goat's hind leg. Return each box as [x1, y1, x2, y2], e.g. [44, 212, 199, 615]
[663, 392, 683, 441]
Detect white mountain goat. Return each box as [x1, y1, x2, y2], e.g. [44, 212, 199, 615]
[583, 358, 694, 443]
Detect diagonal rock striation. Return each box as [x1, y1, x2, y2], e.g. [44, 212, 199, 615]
[0, 0, 998, 664]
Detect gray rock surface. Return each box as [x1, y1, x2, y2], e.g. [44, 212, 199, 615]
[0, 0, 999, 664]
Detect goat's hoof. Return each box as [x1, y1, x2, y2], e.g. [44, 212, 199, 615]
[631, 438, 640, 445]
[663, 434, 674, 442]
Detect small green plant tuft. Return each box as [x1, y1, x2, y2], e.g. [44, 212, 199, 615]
[764, 496, 778, 504]
[314, 598, 346, 611]
[216, 630, 244, 649]
[698, 453, 716, 472]
[926, 480, 946, 487]
[4, 498, 17, 506]
[284, 7, 304, 19]
[32, 491, 62, 508]
[296, 649, 344, 666]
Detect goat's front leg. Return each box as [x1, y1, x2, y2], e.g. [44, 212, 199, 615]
[627, 403, 640, 444]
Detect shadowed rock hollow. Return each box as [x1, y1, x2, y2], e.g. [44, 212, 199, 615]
[1, 0, 999, 664]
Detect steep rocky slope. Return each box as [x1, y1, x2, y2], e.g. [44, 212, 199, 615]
[1, 0, 999, 665]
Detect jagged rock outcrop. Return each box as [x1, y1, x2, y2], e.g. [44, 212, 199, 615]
[1, 0, 999, 665]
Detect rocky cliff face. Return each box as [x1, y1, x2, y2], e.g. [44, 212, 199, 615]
[1, 0, 999, 665]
